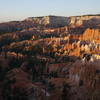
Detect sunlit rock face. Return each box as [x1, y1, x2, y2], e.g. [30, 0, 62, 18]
[25, 15, 100, 27]
[25, 16, 69, 27]
[80, 28, 100, 43]
[69, 15, 100, 26]
[0, 14, 100, 100]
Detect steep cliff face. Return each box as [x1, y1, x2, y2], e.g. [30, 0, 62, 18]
[25, 15, 100, 27]
[0, 14, 100, 100]
[69, 15, 100, 26]
[80, 28, 100, 43]
[25, 16, 68, 27]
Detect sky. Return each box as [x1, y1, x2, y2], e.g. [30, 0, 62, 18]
[0, 0, 100, 22]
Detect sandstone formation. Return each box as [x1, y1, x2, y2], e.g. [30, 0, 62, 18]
[25, 14, 100, 27]
[25, 16, 68, 27]
[0, 14, 100, 100]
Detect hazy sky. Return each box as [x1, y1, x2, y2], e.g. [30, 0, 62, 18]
[0, 0, 100, 22]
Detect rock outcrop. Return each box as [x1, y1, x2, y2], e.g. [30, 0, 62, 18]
[25, 16, 68, 27]
[0, 14, 100, 100]
[25, 15, 100, 27]
[80, 28, 100, 43]
[69, 15, 100, 26]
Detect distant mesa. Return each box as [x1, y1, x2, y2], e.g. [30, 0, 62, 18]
[25, 15, 68, 27]
[24, 14, 100, 27]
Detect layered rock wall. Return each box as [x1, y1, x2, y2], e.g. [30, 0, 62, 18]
[25, 15, 100, 27]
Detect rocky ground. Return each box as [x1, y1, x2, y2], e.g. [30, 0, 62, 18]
[0, 15, 100, 100]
